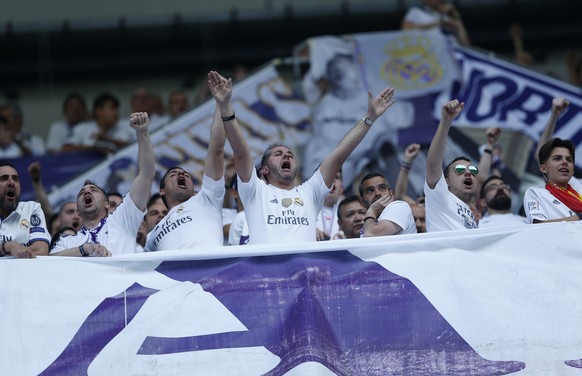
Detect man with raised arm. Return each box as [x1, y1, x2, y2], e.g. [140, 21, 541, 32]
[425, 99, 481, 232]
[144, 107, 226, 251]
[51, 112, 155, 257]
[208, 70, 395, 244]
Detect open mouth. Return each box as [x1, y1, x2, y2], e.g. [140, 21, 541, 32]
[6, 189, 15, 199]
[559, 167, 570, 174]
[463, 178, 473, 187]
[84, 195, 93, 206]
[281, 161, 291, 171]
[177, 176, 187, 188]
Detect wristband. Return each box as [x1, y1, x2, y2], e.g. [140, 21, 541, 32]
[79, 244, 89, 257]
[483, 148, 492, 155]
[221, 113, 236, 122]
[364, 216, 377, 223]
[401, 161, 412, 170]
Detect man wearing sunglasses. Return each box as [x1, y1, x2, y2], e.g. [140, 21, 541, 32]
[478, 176, 528, 228]
[425, 99, 480, 232]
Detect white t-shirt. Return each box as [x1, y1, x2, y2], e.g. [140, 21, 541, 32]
[51, 194, 145, 255]
[65, 120, 136, 152]
[424, 172, 478, 232]
[0, 201, 50, 246]
[374, 199, 417, 235]
[0, 143, 25, 158]
[145, 175, 224, 251]
[222, 208, 237, 245]
[524, 177, 582, 223]
[478, 213, 529, 228]
[228, 211, 249, 246]
[238, 169, 330, 244]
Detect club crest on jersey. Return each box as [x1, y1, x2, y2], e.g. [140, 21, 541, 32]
[19, 219, 29, 230]
[282, 198, 292, 208]
[294, 198, 304, 207]
[176, 205, 185, 213]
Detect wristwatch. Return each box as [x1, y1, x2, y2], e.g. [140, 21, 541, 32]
[362, 117, 374, 126]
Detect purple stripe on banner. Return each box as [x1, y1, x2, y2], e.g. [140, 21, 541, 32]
[39, 283, 159, 376]
[142, 251, 524, 375]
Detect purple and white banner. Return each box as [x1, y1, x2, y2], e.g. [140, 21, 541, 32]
[4, 223, 582, 375]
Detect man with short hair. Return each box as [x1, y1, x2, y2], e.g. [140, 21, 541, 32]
[425, 99, 481, 232]
[144, 106, 226, 252]
[51, 112, 155, 257]
[56, 201, 82, 233]
[0, 161, 51, 258]
[336, 195, 366, 239]
[208, 70, 396, 244]
[409, 203, 427, 233]
[359, 173, 416, 236]
[478, 175, 528, 228]
[107, 192, 123, 214]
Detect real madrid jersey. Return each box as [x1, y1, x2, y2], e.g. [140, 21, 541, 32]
[238, 169, 330, 244]
[145, 174, 224, 251]
[0, 201, 50, 246]
[524, 177, 582, 223]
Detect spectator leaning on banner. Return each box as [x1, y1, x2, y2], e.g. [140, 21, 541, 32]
[359, 173, 417, 237]
[0, 161, 51, 258]
[208, 70, 397, 244]
[50, 112, 155, 257]
[144, 105, 226, 252]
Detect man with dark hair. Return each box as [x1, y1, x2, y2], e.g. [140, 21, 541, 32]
[144, 106, 225, 252]
[62, 92, 135, 155]
[107, 192, 123, 214]
[47, 92, 89, 153]
[0, 161, 51, 258]
[524, 97, 582, 223]
[51, 112, 155, 257]
[478, 175, 528, 228]
[424, 99, 483, 232]
[336, 195, 366, 239]
[209, 70, 396, 244]
[359, 173, 416, 236]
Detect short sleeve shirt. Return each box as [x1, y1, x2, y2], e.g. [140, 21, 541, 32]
[524, 177, 582, 223]
[51, 193, 145, 255]
[424, 172, 477, 232]
[145, 175, 225, 251]
[238, 169, 330, 244]
[0, 201, 50, 246]
[375, 200, 417, 235]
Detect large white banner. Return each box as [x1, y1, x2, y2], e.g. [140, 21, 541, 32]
[3, 223, 582, 375]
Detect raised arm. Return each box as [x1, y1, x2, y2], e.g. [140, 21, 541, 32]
[477, 127, 501, 184]
[128, 112, 155, 211]
[319, 87, 395, 187]
[394, 143, 421, 205]
[535, 97, 569, 162]
[28, 161, 53, 223]
[426, 99, 464, 188]
[208, 70, 254, 182]
[203, 105, 226, 181]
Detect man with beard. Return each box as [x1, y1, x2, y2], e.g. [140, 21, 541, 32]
[144, 106, 225, 252]
[425, 100, 482, 232]
[0, 161, 51, 258]
[478, 176, 528, 228]
[336, 195, 367, 239]
[359, 173, 416, 237]
[208, 70, 396, 244]
[51, 112, 155, 257]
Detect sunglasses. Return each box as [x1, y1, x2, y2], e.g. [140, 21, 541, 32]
[453, 164, 479, 176]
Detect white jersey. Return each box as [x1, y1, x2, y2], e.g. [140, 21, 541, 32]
[524, 177, 582, 223]
[145, 175, 224, 251]
[238, 169, 330, 244]
[478, 213, 529, 228]
[374, 200, 417, 235]
[0, 201, 50, 246]
[228, 211, 249, 246]
[51, 194, 145, 255]
[424, 172, 477, 232]
[47, 120, 74, 152]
